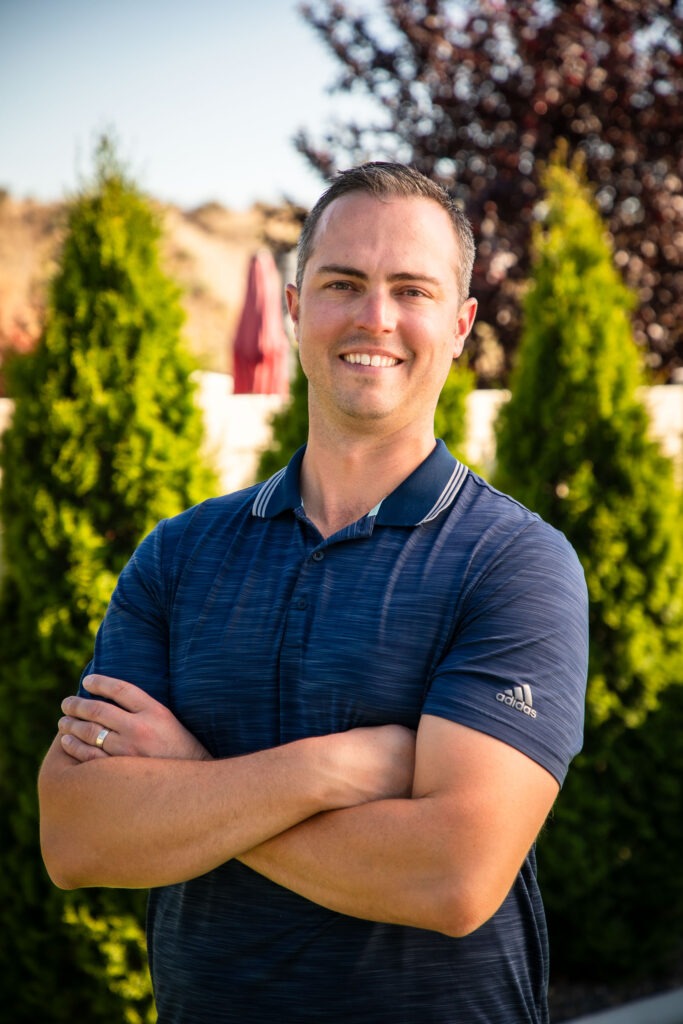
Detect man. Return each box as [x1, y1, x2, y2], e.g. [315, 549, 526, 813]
[39, 162, 588, 1023]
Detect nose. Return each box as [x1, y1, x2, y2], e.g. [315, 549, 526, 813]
[354, 289, 396, 335]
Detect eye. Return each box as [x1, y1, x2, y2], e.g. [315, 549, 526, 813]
[326, 280, 356, 291]
[400, 286, 430, 298]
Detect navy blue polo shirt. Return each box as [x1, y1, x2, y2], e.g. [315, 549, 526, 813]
[83, 440, 588, 1024]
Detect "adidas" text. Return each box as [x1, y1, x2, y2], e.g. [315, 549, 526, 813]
[496, 684, 537, 718]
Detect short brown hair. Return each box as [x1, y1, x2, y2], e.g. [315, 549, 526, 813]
[296, 162, 475, 303]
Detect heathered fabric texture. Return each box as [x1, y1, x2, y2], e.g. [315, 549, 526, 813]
[81, 440, 588, 1023]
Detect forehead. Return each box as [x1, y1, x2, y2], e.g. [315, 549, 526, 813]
[306, 192, 461, 280]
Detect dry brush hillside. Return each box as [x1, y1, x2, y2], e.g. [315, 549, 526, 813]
[0, 190, 304, 393]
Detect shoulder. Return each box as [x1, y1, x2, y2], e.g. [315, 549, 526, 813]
[165, 483, 262, 537]
[130, 483, 264, 576]
[426, 474, 588, 783]
[451, 471, 585, 587]
[459, 469, 549, 531]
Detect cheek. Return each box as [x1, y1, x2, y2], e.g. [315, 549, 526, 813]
[297, 305, 339, 356]
[295, 334, 320, 383]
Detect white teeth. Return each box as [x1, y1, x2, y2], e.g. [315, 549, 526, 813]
[343, 353, 399, 367]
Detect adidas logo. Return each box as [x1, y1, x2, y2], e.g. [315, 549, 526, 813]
[496, 684, 537, 718]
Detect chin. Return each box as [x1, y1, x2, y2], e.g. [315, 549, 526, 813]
[341, 403, 396, 422]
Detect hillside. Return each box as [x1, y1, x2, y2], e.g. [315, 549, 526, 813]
[0, 190, 304, 391]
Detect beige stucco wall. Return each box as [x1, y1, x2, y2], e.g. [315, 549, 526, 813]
[0, 376, 681, 495]
[191, 377, 682, 493]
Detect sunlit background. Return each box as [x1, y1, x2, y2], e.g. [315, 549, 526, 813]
[0, 0, 376, 209]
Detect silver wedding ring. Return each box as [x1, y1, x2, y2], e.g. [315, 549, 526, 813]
[95, 727, 110, 749]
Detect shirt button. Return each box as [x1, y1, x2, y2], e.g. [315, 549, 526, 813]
[296, 597, 308, 610]
[312, 550, 325, 562]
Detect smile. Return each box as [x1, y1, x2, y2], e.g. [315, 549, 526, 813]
[342, 353, 400, 367]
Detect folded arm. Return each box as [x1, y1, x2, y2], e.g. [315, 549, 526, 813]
[39, 675, 415, 891]
[51, 676, 557, 936]
[239, 713, 558, 936]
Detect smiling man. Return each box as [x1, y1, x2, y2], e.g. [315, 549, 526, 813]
[39, 163, 588, 1023]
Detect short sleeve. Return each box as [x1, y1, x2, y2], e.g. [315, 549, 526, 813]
[78, 519, 172, 705]
[423, 520, 588, 785]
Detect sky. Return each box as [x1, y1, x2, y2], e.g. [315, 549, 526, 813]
[0, 0, 380, 211]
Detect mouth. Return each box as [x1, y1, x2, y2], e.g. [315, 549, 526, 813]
[341, 353, 401, 367]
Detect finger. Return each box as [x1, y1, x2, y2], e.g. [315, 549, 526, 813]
[58, 714, 94, 740]
[61, 694, 116, 725]
[59, 715, 117, 752]
[61, 694, 137, 741]
[82, 673, 152, 713]
[60, 694, 146, 752]
[60, 732, 108, 763]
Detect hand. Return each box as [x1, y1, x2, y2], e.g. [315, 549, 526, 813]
[58, 674, 211, 763]
[326, 724, 416, 808]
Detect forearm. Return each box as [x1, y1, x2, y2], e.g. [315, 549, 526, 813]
[39, 734, 361, 890]
[237, 716, 556, 938]
[238, 795, 476, 937]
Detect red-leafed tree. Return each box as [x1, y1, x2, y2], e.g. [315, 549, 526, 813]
[295, 0, 683, 385]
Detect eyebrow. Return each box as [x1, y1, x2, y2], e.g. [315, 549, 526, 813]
[315, 263, 442, 287]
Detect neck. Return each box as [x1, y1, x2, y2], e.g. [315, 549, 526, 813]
[300, 420, 436, 538]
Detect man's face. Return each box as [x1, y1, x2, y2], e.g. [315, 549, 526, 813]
[287, 192, 477, 437]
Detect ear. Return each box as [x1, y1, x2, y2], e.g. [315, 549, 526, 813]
[452, 297, 478, 359]
[286, 284, 300, 340]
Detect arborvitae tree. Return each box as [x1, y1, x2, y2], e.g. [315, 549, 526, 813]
[256, 353, 474, 481]
[297, 0, 683, 385]
[0, 138, 217, 1022]
[493, 150, 683, 978]
[256, 354, 309, 480]
[434, 358, 475, 467]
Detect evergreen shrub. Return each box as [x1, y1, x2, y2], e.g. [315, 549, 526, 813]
[0, 138, 217, 1021]
[434, 358, 475, 467]
[256, 355, 308, 480]
[493, 150, 683, 978]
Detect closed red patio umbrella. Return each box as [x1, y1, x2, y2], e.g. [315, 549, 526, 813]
[232, 248, 290, 395]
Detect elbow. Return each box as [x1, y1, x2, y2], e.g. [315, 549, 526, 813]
[40, 821, 90, 891]
[41, 841, 82, 890]
[43, 863, 81, 892]
[38, 765, 92, 890]
[431, 882, 498, 939]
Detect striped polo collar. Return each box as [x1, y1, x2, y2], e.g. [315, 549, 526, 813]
[252, 440, 469, 527]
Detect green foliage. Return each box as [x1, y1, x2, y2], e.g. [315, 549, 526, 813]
[0, 137, 217, 1021]
[256, 354, 474, 482]
[434, 358, 475, 466]
[494, 150, 683, 730]
[493, 150, 683, 978]
[542, 679, 683, 981]
[256, 354, 309, 480]
[298, 0, 683, 385]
